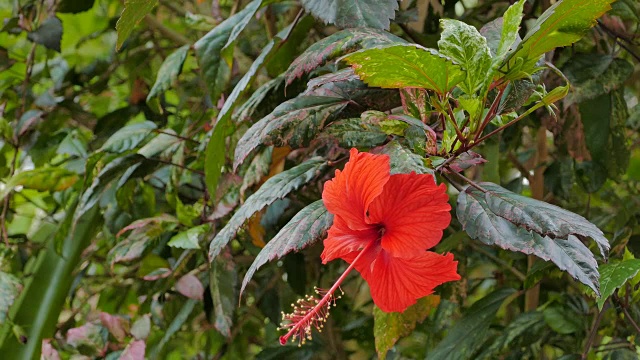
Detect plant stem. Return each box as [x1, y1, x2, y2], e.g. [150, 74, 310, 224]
[582, 302, 608, 359]
[446, 168, 488, 193]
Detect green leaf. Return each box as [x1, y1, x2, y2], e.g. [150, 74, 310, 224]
[427, 288, 517, 360]
[343, 44, 465, 94]
[58, 0, 95, 13]
[116, 0, 158, 51]
[208, 158, 328, 260]
[204, 119, 232, 208]
[137, 129, 183, 158]
[319, 117, 388, 148]
[233, 97, 347, 169]
[146, 45, 190, 107]
[240, 200, 333, 296]
[300, 0, 399, 30]
[148, 299, 197, 358]
[563, 54, 634, 103]
[285, 28, 404, 84]
[101, 121, 157, 153]
[457, 182, 609, 294]
[438, 19, 491, 94]
[217, 23, 296, 125]
[0, 168, 79, 202]
[167, 224, 210, 249]
[580, 91, 629, 180]
[374, 295, 440, 360]
[194, 0, 262, 102]
[27, 17, 63, 52]
[597, 259, 640, 309]
[373, 141, 433, 175]
[504, 0, 615, 77]
[480, 0, 525, 65]
[210, 249, 237, 338]
[0, 272, 22, 325]
[478, 311, 545, 359]
[543, 305, 583, 334]
[234, 76, 286, 124]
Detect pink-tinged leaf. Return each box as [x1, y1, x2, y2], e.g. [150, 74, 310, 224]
[445, 151, 487, 173]
[142, 268, 172, 281]
[116, 214, 178, 238]
[285, 28, 404, 84]
[175, 274, 204, 301]
[66, 323, 107, 357]
[300, 0, 399, 30]
[120, 340, 146, 360]
[41, 339, 60, 360]
[99, 312, 129, 342]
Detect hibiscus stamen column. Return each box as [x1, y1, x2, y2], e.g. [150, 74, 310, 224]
[278, 240, 376, 346]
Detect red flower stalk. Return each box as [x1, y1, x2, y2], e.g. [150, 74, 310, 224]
[279, 148, 460, 345]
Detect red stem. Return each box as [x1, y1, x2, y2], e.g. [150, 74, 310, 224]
[279, 240, 376, 345]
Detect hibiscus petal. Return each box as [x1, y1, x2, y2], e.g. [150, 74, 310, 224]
[368, 173, 451, 257]
[362, 251, 460, 313]
[322, 148, 390, 231]
[321, 216, 380, 264]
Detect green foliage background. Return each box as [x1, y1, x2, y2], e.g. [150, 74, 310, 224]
[0, 0, 639, 359]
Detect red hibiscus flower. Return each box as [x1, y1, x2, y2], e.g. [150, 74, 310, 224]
[279, 148, 460, 345]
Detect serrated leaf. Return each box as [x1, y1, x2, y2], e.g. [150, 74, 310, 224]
[0, 272, 22, 325]
[204, 118, 232, 208]
[480, 0, 525, 72]
[300, 0, 399, 29]
[427, 288, 517, 360]
[457, 182, 609, 294]
[27, 17, 63, 52]
[116, 0, 158, 50]
[233, 97, 347, 169]
[0, 167, 79, 202]
[234, 76, 286, 124]
[343, 44, 465, 94]
[240, 200, 333, 296]
[374, 295, 440, 360]
[147, 45, 190, 106]
[194, 0, 262, 102]
[504, 0, 615, 76]
[597, 259, 640, 309]
[320, 118, 388, 148]
[478, 311, 545, 359]
[209, 158, 327, 260]
[285, 28, 404, 84]
[167, 224, 210, 249]
[438, 19, 491, 94]
[210, 250, 237, 338]
[137, 129, 183, 158]
[372, 141, 433, 175]
[101, 121, 157, 153]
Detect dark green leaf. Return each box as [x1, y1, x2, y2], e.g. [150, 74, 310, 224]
[564, 54, 634, 103]
[116, 0, 158, 51]
[504, 0, 615, 77]
[374, 296, 440, 360]
[457, 182, 609, 294]
[597, 259, 640, 309]
[234, 76, 286, 124]
[204, 119, 232, 208]
[27, 17, 62, 52]
[194, 0, 262, 101]
[148, 299, 197, 358]
[343, 44, 465, 94]
[300, 0, 399, 30]
[209, 158, 327, 260]
[478, 311, 545, 359]
[101, 121, 157, 153]
[427, 288, 517, 360]
[233, 97, 347, 169]
[240, 200, 333, 296]
[372, 141, 433, 175]
[320, 117, 388, 148]
[438, 19, 491, 94]
[543, 305, 582, 334]
[58, 0, 95, 13]
[0, 272, 22, 325]
[147, 45, 190, 106]
[210, 249, 237, 338]
[285, 28, 404, 84]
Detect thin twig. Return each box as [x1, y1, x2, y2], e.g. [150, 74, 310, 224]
[440, 173, 463, 192]
[446, 167, 488, 193]
[150, 157, 205, 176]
[153, 129, 200, 144]
[582, 302, 608, 359]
